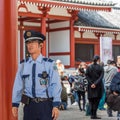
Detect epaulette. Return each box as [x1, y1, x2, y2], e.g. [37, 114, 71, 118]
[43, 58, 54, 63]
[20, 58, 29, 64]
[43, 58, 48, 61]
[48, 58, 54, 62]
[26, 58, 29, 62]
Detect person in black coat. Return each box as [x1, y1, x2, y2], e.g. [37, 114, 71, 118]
[86, 55, 104, 119]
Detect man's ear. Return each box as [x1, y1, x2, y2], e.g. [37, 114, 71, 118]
[40, 43, 43, 48]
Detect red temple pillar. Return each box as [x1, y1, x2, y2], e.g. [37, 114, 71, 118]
[94, 43, 100, 55]
[70, 19, 75, 67]
[20, 22, 24, 60]
[114, 33, 118, 40]
[68, 10, 78, 67]
[0, 0, 17, 120]
[39, 7, 50, 57]
[41, 16, 46, 56]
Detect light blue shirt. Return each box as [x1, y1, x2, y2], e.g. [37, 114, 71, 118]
[12, 54, 62, 107]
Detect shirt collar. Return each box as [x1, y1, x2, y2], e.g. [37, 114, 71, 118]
[28, 54, 43, 63]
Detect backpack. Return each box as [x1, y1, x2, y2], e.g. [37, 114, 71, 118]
[61, 85, 68, 102]
[74, 75, 88, 92]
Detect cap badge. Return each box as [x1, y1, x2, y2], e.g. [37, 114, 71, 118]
[26, 31, 31, 37]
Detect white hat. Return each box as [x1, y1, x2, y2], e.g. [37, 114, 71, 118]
[56, 59, 61, 63]
[117, 56, 120, 58]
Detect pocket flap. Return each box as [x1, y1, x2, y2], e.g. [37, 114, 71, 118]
[22, 74, 30, 79]
[38, 73, 42, 77]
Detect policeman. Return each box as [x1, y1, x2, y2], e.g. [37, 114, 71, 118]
[12, 30, 62, 120]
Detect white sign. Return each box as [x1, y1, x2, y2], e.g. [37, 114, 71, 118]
[100, 37, 112, 64]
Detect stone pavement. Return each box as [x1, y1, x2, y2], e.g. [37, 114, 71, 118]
[58, 105, 118, 120]
[18, 103, 118, 120]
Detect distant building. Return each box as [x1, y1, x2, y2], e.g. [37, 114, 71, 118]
[18, 0, 120, 67]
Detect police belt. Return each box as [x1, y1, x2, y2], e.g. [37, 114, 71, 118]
[21, 94, 53, 104]
[31, 97, 53, 103]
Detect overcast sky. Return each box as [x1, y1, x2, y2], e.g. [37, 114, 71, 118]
[100, 0, 120, 6]
[106, 0, 120, 4]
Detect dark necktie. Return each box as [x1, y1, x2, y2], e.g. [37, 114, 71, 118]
[32, 63, 36, 97]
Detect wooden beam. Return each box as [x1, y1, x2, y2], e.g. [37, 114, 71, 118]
[18, 17, 38, 22]
[75, 27, 120, 34]
[18, 12, 42, 18]
[18, 12, 71, 20]
[49, 27, 70, 32]
[49, 52, 70, 56]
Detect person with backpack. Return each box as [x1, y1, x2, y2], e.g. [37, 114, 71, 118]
[12, 30, 62, 120]
[86, 55, 104, 119]
[74, 68, 88, 111]
[69, 72, 79, 106]
[59, 82, 68, 110]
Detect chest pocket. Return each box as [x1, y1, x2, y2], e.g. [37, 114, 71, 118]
[22, 74, 31, 89]
[38, 73, 49, 86]
[22, 74, 30, 80]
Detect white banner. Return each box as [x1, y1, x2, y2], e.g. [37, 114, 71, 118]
[100, 37, 112, 64]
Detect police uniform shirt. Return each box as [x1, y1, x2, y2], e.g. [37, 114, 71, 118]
[12, 54, 62, 107]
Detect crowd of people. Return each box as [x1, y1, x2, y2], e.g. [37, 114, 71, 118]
[57, 56, 120, 120]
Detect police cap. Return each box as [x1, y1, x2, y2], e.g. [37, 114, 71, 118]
[24, 30, 46, 42]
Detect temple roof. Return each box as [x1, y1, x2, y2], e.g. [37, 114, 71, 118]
[74, 8, 120, 30]
[18, 0, 115, 12]
[18, 0, 120, 33]
[52, 0, 115, 6]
